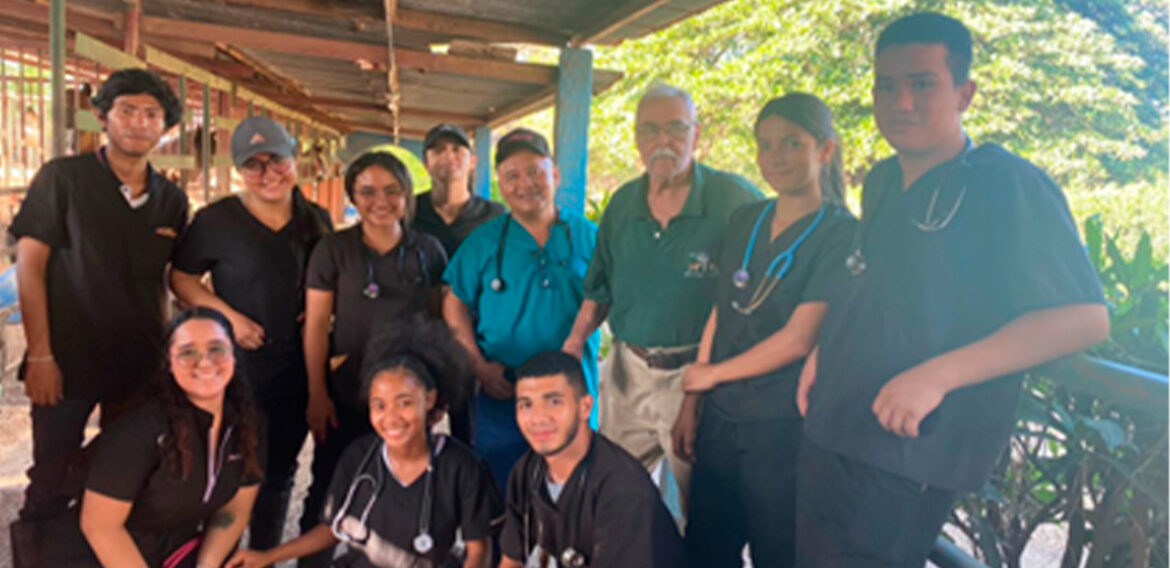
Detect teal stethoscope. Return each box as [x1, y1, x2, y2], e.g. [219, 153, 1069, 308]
[731, 202, 826, 315]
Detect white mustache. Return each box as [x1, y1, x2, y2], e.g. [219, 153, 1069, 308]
[650, 148, 680, 161]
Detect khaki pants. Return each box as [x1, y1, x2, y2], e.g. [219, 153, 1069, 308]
[599, 340, 692, 513]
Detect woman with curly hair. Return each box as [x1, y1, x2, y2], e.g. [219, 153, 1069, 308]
[229, 317, 501, 568]
[79, 307, 264, 567]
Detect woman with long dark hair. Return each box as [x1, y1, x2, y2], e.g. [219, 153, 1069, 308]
[671, 93, 856, 567]
[79, 307, 264, 567]
[301, 150, 448, 566]
[229, 317, 499, 568]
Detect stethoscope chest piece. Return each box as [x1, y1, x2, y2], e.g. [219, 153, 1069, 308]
[413, 533, 434, 555]
[561, 547, 586, 568]
[363, 282, 380, 299]
[845, 250, 867, 276]
[732, 268, 750, 289]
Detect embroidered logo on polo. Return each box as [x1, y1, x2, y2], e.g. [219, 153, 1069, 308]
[683, 251, 718, 278]
[155, 226, 178, 238]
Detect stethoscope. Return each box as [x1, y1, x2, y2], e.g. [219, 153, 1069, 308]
[730, 202, 826, 315]
[361, 229, 431, 299]
[524, 454, 592, 568]
[490, 213, 573, 293]
[845, 141, 974, 277]
[331, 436, 446, 556]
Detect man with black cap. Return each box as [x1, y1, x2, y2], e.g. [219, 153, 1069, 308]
[414, 123, 504, 447]
[10, 68, 188, 566]
[443, 128, 601, 492]
[170, 115, 332, 549]
[414, 123, 505, 256]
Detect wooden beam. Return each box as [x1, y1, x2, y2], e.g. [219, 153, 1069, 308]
[74, 32, 146, 70]
[343, 122, 427, 139]
[123, 0, 141, 56]
[221, 0, 569, 46]
[139, 16, 558, 85]
[570, 0, 671, 47]
[382, 0, 400, 139]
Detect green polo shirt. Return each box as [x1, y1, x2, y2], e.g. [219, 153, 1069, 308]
[584, 162, 762, 348]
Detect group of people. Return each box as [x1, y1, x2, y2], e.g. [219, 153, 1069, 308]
[9, 11, 1111, 568]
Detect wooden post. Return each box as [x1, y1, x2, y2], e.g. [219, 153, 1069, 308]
[473, 125, 492, 199]
[553, 47, 593, 215]
[201, 83, 211, 203]
[178, 75, 189, 191]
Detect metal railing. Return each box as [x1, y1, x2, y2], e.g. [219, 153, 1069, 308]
[928, 353, 1169, 568]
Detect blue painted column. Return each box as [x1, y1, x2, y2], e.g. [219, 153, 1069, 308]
[553, 47, 593, 215]
[398, 138, 424, 161]
[474, 125, 493, 200]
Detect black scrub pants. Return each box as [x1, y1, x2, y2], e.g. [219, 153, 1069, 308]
[685, 408, 802, 568]
[247, 363, 311, 550]
[22, 395, 133, 520]
[794, 439, 957, 568]
[298, 399, 371, 568]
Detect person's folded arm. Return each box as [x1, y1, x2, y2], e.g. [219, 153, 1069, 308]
[874, 303, 1110, 438]
[195, 485, 259, 567]
[80, 490, 150, 568]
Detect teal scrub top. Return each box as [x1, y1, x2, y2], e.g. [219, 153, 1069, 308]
[444, 208, 601, 428]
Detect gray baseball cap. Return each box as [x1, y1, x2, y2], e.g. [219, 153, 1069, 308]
[231, 116, 296, 167]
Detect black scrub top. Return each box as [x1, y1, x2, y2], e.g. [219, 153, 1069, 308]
[500, 434, 685, 568]
[804, 143, 1106, 491]
[706, 201, 855, 421]
[172, 190, 331, 390]
[305, 226, 446, 407]
[411, 190, 505, 257]
[85, 400, 263, 566]
[321, 434, 501, 568]
[9, 151, 188, 402]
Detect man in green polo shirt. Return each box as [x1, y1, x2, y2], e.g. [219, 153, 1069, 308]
[563, 84, 761, 511]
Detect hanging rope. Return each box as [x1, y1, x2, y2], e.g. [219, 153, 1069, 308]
[382, 0, 401, 143]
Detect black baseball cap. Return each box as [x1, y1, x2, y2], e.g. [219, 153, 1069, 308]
[495, 128, 550, 167]
[424, 123, 471, 152]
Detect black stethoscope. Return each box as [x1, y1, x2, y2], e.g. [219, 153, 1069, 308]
[361, 229, 431, 299]
[524, 454, 592, 568]
[731, 202, 826, 315]
[331, 436, 446, 557]
[490, 213, 573, 293]
[845, 140, 974, 277]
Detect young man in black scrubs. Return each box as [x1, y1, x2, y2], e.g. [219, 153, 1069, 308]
[170, 116, 332, 549]
[500, 351, 684, 568]
[795, 13, 1111, 567]
[413, 124, 504, 448]
[412, 123, 505, 257]
[9, 68, 188, 565]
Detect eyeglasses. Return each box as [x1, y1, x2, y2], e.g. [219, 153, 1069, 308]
[636, 120, 694, 140]
[111, 103, 165, 123]
[354, 186, 408, 200]
[172, 344, 233, 369]
[240, 156, 292, 177]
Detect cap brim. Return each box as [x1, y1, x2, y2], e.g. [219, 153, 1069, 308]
[234, 142, 295, 168]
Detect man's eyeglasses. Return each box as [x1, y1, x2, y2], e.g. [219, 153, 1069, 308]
[172, 344, 233, 369]
[636, 120, 694, 140]
[240, 156, 292, 177]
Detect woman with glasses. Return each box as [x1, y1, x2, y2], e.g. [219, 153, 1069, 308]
[79, 307, 263, 568]
[301, 150, 447, 567]
[170, 116, 332, 552]
[229, 317, 500, 568]
[671, 93, 856, 567]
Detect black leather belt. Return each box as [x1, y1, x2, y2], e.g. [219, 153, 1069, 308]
[625, 344, 698, 370]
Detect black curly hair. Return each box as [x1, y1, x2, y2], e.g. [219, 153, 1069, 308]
[360, 315, 472, 414]
[91, 68, 183, 128]
[153, 307, 263, 481]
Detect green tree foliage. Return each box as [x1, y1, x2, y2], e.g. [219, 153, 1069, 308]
[580, 0, 1166, 255]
